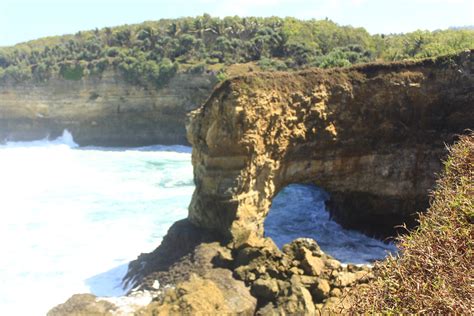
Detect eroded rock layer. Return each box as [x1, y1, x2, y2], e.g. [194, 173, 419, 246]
[187, 50, 474, 239]
[0, 72, 215, 146]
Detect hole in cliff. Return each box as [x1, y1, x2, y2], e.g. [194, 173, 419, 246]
[263, 184, 397, 264]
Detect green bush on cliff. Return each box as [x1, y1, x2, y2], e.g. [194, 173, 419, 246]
[117, 56, 178, 87]
[351, 133, 473, 313]
[59, 62, 84, 80]
[0, 15, 472, 86]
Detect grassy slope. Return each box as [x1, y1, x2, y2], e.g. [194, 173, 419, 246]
[351, 132, 473, 313]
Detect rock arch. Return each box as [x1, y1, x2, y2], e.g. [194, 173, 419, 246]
[186, 51, 473, 242]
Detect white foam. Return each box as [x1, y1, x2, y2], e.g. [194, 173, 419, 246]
[0, 132, 193, 316]
[265, 184, 398, 264]
[2, 129, 78, 149]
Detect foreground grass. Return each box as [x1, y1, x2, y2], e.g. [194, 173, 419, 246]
[351, 132, 473, 313]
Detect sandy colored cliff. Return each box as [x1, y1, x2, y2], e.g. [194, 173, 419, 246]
[187, 50, 473, 239]
[0, 71, 216, 146]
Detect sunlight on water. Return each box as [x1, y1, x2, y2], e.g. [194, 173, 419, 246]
[0, 131, 193, 316]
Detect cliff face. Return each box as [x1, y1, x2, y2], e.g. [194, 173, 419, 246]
[0, 71, 216, 146]
[187, 50, 474, 240]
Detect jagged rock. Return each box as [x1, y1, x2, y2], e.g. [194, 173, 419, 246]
[283, 238, 323, 260]
[334, 271, 358, 287]
[289, 266, 303, 275]
[48, 52, 474, 315]
[140, 273, 256, 315]
[300, 248, 325, 276]
[298, 275, 319, 287]
[281, 284, 315, 315]
[186, 51, 474, 240]
[47, 294, 117, 316]
[311, 278, 331, 302]
[251, 278, 280, 300]
[325, 258, 342, 270]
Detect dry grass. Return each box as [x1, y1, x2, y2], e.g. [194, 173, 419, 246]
[351, 132, 473, 314]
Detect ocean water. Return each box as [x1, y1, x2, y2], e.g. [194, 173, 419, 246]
[0, 131, 395, 315]
[0, 131, 193, 315]
[265, 184, 397, 263]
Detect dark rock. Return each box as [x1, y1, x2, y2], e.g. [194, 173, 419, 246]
[251, 278, 280, 300]
[311, 279, 331, 302]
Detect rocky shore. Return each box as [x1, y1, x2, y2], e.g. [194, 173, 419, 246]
[49, 220, 373, 315]
[48, 50, 474, 315]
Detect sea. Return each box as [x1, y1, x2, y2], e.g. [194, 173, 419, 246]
[0, 131, 396, 315]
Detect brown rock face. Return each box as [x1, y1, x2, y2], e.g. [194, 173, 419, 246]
[0, 72, 215, 146]
[187, 51, 474, 239]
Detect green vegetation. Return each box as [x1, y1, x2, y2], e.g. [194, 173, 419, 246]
[351, 133, 473, 313]
[0, 15, 473, 86]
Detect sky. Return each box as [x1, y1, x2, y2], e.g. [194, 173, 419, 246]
[0, 0, 473, 46]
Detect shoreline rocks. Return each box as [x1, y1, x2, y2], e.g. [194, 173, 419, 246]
[48, 52, 474, 314]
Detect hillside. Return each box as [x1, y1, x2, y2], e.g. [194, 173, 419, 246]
[1, 15, 473, 88]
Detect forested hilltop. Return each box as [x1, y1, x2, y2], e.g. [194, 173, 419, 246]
[1, 15, 473, 87]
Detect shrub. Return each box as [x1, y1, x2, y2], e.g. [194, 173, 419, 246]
[351, 133, 474, 314]
[60, 62, 84, 80]
[187, 63, 206, 74]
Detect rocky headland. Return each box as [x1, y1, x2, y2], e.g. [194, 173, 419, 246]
[49, 50, 473, 314]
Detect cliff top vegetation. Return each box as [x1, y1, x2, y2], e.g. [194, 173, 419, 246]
[0, 15, 473, 87]
[351, 132, 473, 313]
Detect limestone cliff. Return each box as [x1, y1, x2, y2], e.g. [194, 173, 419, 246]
[187, 50, 474, 239]
[49, 51, 474, 315]
[0, 71, 216, 146]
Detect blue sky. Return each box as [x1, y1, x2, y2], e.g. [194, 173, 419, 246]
[1, 0, 473, 46]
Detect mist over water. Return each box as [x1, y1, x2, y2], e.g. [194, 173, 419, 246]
[0, 131, 395, 315]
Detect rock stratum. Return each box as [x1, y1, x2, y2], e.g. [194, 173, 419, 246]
[0, 71, 215, 146]
[49, 51, 473, 315]
[187, 50, 473, 239]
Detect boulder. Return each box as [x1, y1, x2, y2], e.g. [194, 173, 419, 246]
[300, 248, 325, 276]
[140, 272, 256, 315]
[311, 279, 331, 302]
[47, 294, 117, 316]
[251, 278, 280, 300]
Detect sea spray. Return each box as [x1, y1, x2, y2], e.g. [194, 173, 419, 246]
[0, 132, 395, 315]
[0, 132, 193, 315]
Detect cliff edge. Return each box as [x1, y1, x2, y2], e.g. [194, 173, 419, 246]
[0, 71, 215, 146]
[49, 51, 474, 315]
[187, 50, 473, 240]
